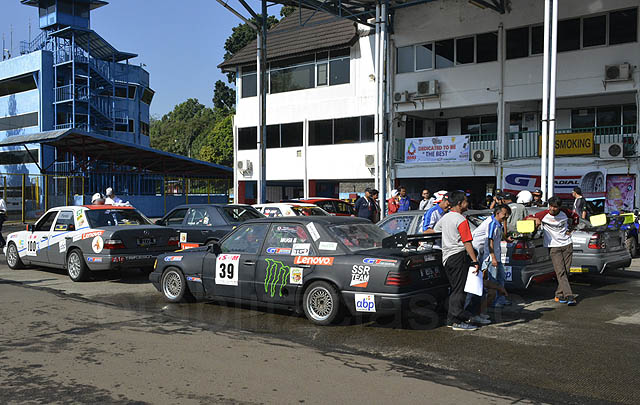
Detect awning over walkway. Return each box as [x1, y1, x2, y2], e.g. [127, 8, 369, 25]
[0, 129, 232, 178]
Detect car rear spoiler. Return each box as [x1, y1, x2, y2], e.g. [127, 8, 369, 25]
[382, 231, 441, 249]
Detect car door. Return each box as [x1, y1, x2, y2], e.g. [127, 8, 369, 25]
[336, 201, 355, 216]
[26, 210, 58, 264]
[183, 207, 213, 245]
[316, 200, 336, 215]
[160, 208, 189, 242]
[379, 215, 416, 235]
[47, 210, 75, 265]
[255, 223, 315, 307]
[202, 223, 269, 301]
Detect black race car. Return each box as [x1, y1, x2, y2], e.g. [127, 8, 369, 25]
[156, 204, 264, 247]
[149, 216, 448, 325]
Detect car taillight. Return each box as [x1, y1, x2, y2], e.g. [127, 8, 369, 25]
[168, 236, 179, 246]
[588, 233, 605, 249]
[385, 271, 411, 286]
[104, 239, 125, 249]
[512, 240, 533, 261]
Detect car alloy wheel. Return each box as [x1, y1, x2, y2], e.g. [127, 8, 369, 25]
[307, 286, 333, 321]
[162, 269, 186, 302]
[68, 252, 82, 280]
[6, 243, 22, 269]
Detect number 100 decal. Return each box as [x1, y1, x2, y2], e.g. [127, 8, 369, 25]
[216, 254, 240, 286]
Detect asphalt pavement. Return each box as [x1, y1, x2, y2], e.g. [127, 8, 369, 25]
[0, 248, 639, 403]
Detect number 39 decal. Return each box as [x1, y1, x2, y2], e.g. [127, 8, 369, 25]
[216, 254, 240, 286]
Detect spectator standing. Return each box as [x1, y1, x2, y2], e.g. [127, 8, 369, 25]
[422, 191, 450, 233]
[434, 191, 480, 331]
[482, 205, 512, 307]
[419, 189, 435, 210]
[397, 186, 411, 212]
[503, 192, 526, 233]
[369, 189, 381, 223]
[387, 189, 399, 215]
[0, 195, 7, 248]
[572, 187, 587, 219]
[105, 187, 123, 205]
[527, 197, 579, 306]
[517, 190, 533, 207]
[354, 188, 374, 221]
[531, 189, 546, 207]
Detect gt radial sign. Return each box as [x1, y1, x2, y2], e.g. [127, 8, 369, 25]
[405, 135, 470, 163]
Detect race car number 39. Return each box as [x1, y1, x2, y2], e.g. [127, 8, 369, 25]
[215, 254, 240, 286]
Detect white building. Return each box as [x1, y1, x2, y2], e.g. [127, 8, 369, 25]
[225, 1, 639, 210]
[220, 9, 378, 203]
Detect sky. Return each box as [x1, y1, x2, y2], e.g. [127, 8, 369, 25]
[0, 0, 277, 117]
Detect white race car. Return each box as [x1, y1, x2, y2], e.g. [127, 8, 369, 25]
[4, 205, 179, 281]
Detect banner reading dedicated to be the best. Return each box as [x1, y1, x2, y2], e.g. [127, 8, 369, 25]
[404, 135, 470, 163]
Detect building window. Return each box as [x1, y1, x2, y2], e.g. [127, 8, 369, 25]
[582, 15, 607, 47]
[462, 115, 497, 135]
[0, 112, 38, 131]
[461, 117, 481, 135]
[558, 18, 581, 52]
[0, 74, 38, 98]
[397, 46, 414, 73]
[329, 58, 349, 85]
[238, 127, 257, 150]
[270, 61, 315, 94]
[0, 150, 39, 165]
[609, 8, 638, 45]
[115, 86, 128, 98]
[266, 125, 280, 148]
[435, 120, 448, 137]
[140, 121, 149, 136]
[506, 27, 529, 59]
[141, 88, 155, 105]
[309, 116, 374, 145]
[597, 106, 621, 128]
[623, 104, 638, 133]
[571, 108, 596, 128]
[416, 43, 433, 70]
[317, 63, 328, 86]
[280, 122, 303, 147]
[405, 118, 424, 138]
[476, 32, 498, 63]
[241, 66, 257, 98]
[435, 39, 454, 68]
[456, 37, 475, 64]
[128, 85, 137, 99]
[531, 25, 544, 55]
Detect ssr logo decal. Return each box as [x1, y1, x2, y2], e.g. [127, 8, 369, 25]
[363, 258, 397, 266]
[264, 258, 290, 298]
[266, 247, 292, 255]
[293, 256, 334, 266]
[87, 257, 102, 263]
[186, 276, 202, 283]
[355, 294, 376, 312]
[350, 265, 370, 288]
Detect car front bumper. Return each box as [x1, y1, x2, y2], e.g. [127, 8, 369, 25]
[572, 250, 632, 274]
[341, 286, 449, 316]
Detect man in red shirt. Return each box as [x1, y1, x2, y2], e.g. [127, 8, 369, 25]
[528, 196, 579, 306]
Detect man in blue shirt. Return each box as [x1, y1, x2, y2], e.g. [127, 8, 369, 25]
[482, 204, 511, 307]
[397, 186, 411, 212]
[422, 191, 450, 233]
[354, 188, 374, 221]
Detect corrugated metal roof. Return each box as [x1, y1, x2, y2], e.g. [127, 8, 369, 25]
[218, 8, 358, 70]
[51, 27, 137, 62]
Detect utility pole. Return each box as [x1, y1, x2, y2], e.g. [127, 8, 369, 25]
[541, 0, 558, 200]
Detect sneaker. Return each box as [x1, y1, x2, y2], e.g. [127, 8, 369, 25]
[479, 313, 490, 320]
[566, 295, 577, 306]
[470, 315, 491, 325]
[451, 322, 478, 331]
[554, 296, 567, 303]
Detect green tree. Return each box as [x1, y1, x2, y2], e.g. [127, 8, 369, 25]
[196, 115, 234, 167]
[213, 80, 236, 116]
[223, 15, 279, 83]
[280, 6, 296, 18]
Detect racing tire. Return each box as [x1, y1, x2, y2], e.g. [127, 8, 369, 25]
[161, 267, 189, 303]
[625, 236, 638, 258]
[6, 243, 25, 270]
[302, 281, 342, 326]
[66, 249, 91, 282]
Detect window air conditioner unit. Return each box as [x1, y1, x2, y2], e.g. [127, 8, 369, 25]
[393, 91, 410, 103]
[605, 63, 631, 81]
[364, 154, 376, 168]
[237, 159, 252, 171]
[472, 149, 492, 163]
[600, 143, 624, 159]
[417, 80, 439, 96]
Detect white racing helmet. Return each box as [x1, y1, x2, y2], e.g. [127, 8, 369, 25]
[516, 190, 533, 204]
[105, 187, 114, 197]
[434, 190, 448, 203]
[91, 193, 105, 204]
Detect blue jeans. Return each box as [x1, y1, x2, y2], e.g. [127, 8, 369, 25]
[487, 262, 507, 305]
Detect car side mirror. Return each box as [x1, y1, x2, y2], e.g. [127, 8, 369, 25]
[207, 242, 222, 255]
[26, 224, 34, 232]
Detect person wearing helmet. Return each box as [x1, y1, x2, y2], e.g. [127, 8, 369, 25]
[517, 190, 533, 207]
[531, 189, 546, 207]
[105, 187, 123, 205]
[387, 189, 399, 215]
[91, 193, 105, 205]
[503, 192, 526, 234]
[422, 191, 450, 233]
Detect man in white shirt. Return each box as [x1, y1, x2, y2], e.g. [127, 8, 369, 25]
[529, 196, 579, 306]
[419, 189, 435, 210]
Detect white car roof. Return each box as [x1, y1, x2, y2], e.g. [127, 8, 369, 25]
[253, 203, 319, 208]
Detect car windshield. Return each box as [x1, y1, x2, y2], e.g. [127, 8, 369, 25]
[221, 206, 263, 223]
[328, 223, 390, 252]
[291, 206, 328, 216]
[85, 209, 151, 227]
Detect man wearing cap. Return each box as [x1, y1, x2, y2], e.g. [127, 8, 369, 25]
[531, 189, 546, 207]
[423, 191, 450, 233]
[355, 188, 375, 221]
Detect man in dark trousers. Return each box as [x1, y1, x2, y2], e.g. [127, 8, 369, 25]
[528, 196, 579, 306]
[434, 190, 480, 331]
[572, 187, 587, 219]
[354, 188, 374, 221]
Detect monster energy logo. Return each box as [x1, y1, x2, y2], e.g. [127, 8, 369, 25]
[264, 258, 290, 298]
